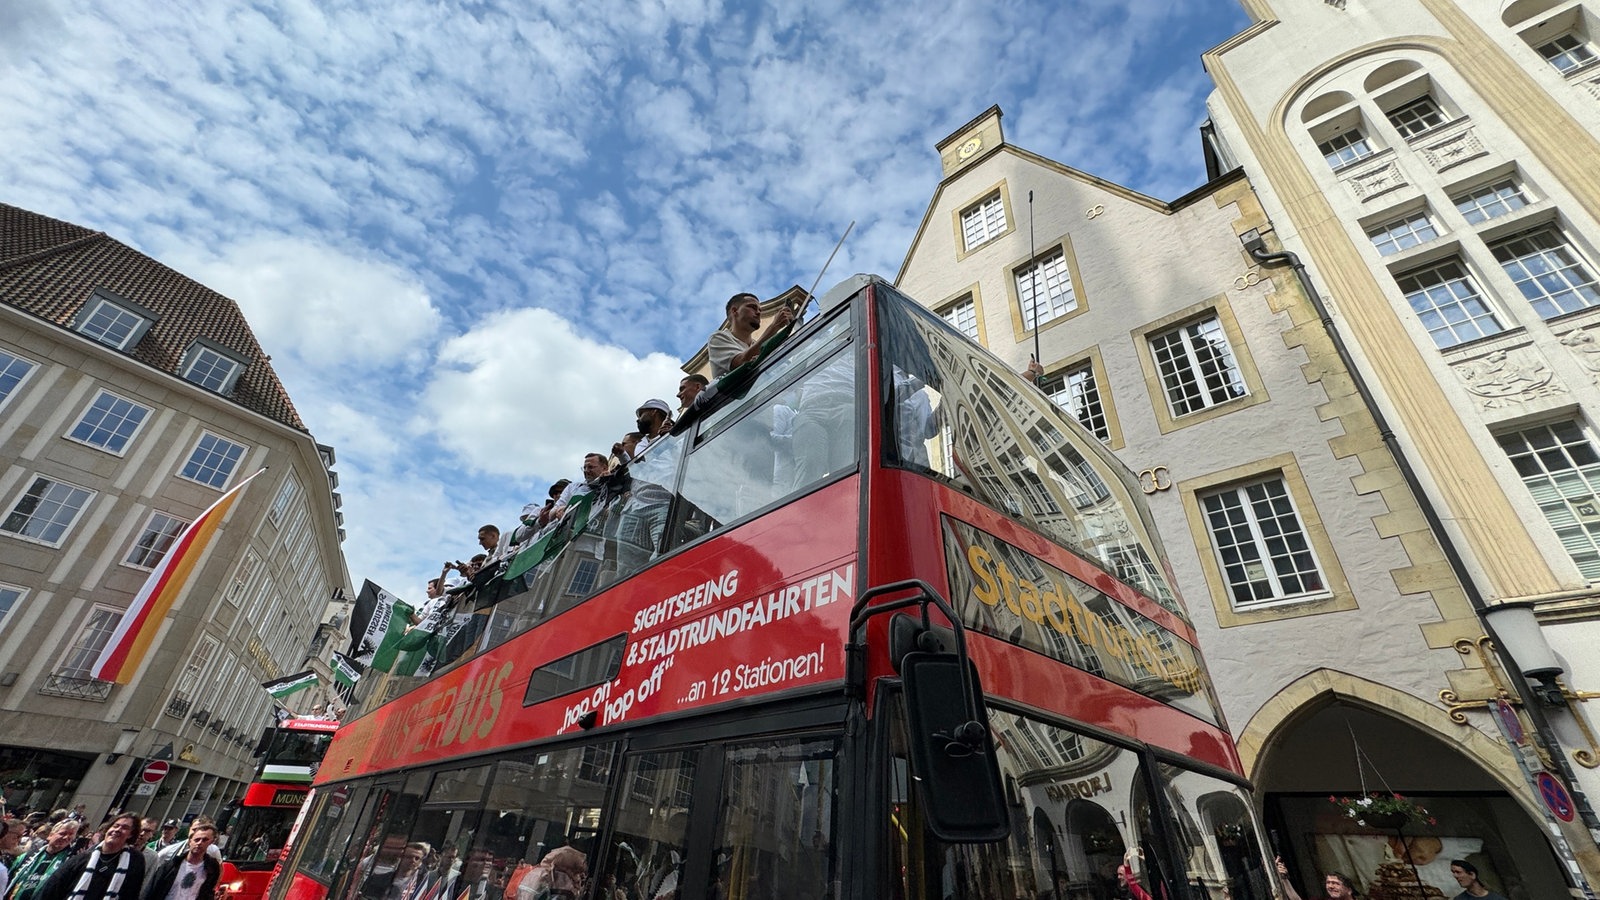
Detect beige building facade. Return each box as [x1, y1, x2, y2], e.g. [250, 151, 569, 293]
[896, 97, 1588, 898]
[0, 203, 350, 823]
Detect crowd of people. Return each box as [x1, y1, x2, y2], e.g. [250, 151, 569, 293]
[0, 808, 226, 900]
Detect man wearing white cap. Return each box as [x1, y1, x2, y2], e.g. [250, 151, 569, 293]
[633, 399, 675, 456]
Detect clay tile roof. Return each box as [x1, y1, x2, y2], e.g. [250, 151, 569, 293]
[0, 203, 305, 431]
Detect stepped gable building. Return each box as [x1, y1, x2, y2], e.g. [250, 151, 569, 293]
[0, 203, 350, 821]
[897, 96, 1586, 897]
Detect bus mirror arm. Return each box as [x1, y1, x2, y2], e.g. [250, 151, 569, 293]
[845, 579, 981, 725]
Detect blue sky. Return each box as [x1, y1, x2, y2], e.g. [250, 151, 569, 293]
[0, 0, 1251, 601]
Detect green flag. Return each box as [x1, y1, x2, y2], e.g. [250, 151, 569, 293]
[262, 670, 318, 699]
[369, 599, 415, 673]
[331, 652, 361, 688]
[504, 492, 596, 581]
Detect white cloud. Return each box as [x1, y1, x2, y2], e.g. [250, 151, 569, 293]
[420, 306, 689, 481]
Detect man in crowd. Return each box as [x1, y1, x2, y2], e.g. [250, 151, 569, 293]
[633, 401, 674, 457]
[5, 818, 79, 900]
[138, 824, 217, 900]
[676, 374, 707, 414]
[1, 817, 27, 896]
[136, 822, 159, 876]
[707, 292, 794, 378]
[149, 825, 177, 855]
[360, 841, 429, 900]
[554, 455, 609, 514]
[35, 813, 145, 900]
[154, 820, 218, 864]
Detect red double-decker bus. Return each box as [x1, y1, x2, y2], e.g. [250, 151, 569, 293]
[274, 276, 1277, 900]
[220, 717, 340, 900]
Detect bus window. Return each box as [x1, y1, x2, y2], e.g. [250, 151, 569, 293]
[888, 704, 1172, 900]
[478, 742, 617, 900]
[1154, 763, 1275, 900]
[702, 737, 839, 900]
[873, 281, 1188, 620]
[673, 347, 857, 543]
[599, 749, 700, 900]
[294, 783, 373, 885]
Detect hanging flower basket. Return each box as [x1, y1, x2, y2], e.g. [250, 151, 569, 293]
[1329, 792, 1437, 828]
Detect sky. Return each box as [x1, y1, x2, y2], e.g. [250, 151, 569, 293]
[0, 0, 1251, 603]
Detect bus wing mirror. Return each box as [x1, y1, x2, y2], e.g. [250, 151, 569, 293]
[901, 651, 1009, 843]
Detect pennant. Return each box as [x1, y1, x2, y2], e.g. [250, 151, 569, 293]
[331, 652, 362, 688]
[93, 468, 265, 684]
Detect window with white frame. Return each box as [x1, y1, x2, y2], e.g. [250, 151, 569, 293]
[180, 432, 246, 489]
[1452, 180, 1528, 224]
[1200, 477, 1326, 608]
[1497, 421, 1600, 580]
[75, 294, 154, 350]
[67, 390, 151, 454]
[1385, 95, 1449, 139]
[1538, 32, 1597, 73]
[1367, 211, 1439, 256]
[1148, 315, 1248, 417]
[1488, 228, 1600, 319]
[1395, 259, 1505, 348]
[0, 350, 37, 411]
[0, 584, 24, 633]
[167, 635, 220, 717]
[180, 343, 243, 394]
[125, 511, 189, 569]
[1317, 128, 1375, 169]
[269, 476, 300, 525]
[1, 476, 94, 546]
[1041, 362, 1111, 442]
[56, 604, 122, 678]
[960, 193, 1007, 251]
[565, 559, 601, 596]
[939, 296, 980, 341]
[226, 550, 260, 605]
[1015, 249, 1077, 329]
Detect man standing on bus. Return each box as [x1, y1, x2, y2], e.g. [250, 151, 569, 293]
[708, 292, 794, 378]
[34, 813, 145, 900]
[137, 824, 217, 900]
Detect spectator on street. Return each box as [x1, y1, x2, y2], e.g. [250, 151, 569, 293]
[35, 813, 145, 900]
[6, 818, 79, 900]
[138, 825, 217, 900]
[708, 293, 793, 378]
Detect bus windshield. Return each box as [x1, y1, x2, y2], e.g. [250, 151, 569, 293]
[263, 730, 335, 773]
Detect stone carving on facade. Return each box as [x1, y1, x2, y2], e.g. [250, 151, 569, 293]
[1560, 327, 1600, 384]
[1418, 124, 1486, 173]
[1453, 348, 1566, 409]
[1347, 161, 1405, 200]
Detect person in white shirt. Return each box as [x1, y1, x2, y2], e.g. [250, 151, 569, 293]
[139, 825, 218, 900]
[707, 293, 793, 378]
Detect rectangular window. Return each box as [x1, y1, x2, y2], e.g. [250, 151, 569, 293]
[0, 350, 37, 411]
[960, 193, 1006, 250]
[1, 476, 95, 546]
[1201, 477, 1326, 608]
[180, 432, 246, 489]
[566, 558, 600, 596]
[269, 477, 300, 525]
[67, 390, 151, 454]
[126, 511, 189, 569]
[1539, 33, 1597, 73]
[1367, 211, 1439, 256]
[167, 635, 220, 717]
[1149, 316, 1248, 417]
[1317, 128, 1375, 169]
[1498, 421, 1600, 580]
[1452, 180, 1528, 224]
[939, 296, 980, 341]
[1041, 363, 1111, 442]
[1489, 228, 1600, 319]
[1395, 259, 1504, 348]
[1386, 95, 1449, 138]
[0, 584, 24, 633]
[227, 550, 260, 605]
[182, 345, 241, 393]
[57, 605, 122, 678]
[1015, 249, 1077, 329]
[76, 297, 151, 350]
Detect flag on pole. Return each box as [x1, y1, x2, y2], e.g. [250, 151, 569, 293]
[93, 467, 266, 684]
[331, 652, 362, 689]
[348, 579, 413, 673]
[262, 670, 319, 699]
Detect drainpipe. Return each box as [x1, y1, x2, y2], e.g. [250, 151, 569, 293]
[1241, 231, 1600, 844]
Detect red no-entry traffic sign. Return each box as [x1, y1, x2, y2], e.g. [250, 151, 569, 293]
[141, 760, 170, 784]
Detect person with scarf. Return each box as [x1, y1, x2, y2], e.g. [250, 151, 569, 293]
[138, 825, 217, 900]
[6, 819, 81, 900]
[34, 814, 144, 900]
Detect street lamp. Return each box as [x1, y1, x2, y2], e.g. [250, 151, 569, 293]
[1484, 601, 1567, 705]
[105, 727, 141, 764]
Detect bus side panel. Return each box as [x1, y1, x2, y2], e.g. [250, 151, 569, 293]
[282, 872, 327, 900]
[323, 477, 861, 780]
[219, 864, 274, 900]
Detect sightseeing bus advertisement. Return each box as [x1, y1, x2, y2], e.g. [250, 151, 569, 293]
[941, 515, 1224, 726]
[322, 478, 860, 779]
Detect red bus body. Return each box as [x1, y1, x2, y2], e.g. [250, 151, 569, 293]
[276, 278, 1274, 900]
[221, 717, 339, 900]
